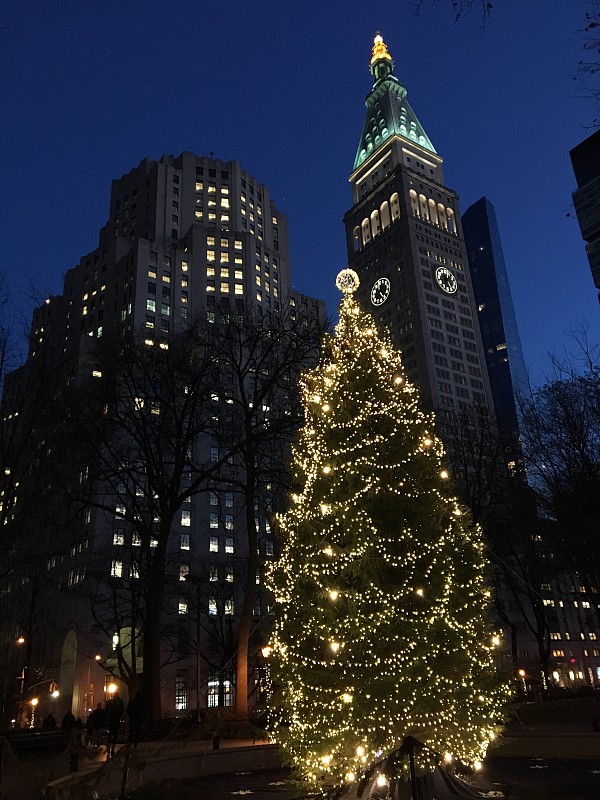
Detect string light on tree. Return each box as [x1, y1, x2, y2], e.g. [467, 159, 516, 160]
[266, 269, 510, 789]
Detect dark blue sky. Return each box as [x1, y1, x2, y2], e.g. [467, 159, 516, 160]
[1, 0, 598, 381]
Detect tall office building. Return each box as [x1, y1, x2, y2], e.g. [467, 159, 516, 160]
[1, 153, 324, 721]
[344, 34, 493, 425]
[462, 196, 527, 455]
[570, 130, 600, 303]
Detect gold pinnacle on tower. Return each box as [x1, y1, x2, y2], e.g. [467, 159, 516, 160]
[370, 32, 392, 65]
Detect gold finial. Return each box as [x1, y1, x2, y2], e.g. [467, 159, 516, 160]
[370, 32, 392, 65]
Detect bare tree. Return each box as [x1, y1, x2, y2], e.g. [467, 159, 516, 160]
[519, 336, 600, 611]
[191, 304, 325, 717]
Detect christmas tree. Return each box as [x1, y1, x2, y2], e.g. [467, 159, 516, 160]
[266, 269, 509, 790]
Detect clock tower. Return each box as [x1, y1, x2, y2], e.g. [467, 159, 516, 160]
[344, 34, 493, 420]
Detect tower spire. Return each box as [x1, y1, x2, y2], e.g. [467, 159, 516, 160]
[352, 31, 436, 170]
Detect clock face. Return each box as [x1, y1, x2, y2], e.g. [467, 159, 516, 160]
[370, 277, 391, 306]
[434, 266, 458, 294]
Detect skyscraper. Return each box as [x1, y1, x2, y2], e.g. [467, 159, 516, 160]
[570, 130, 600, 303]
[344, 34, 493, 425]
[1, 153, 324, 722]
[462, 196, 528, 455]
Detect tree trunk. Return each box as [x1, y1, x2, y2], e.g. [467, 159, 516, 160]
[142, 539, 167, 724]
[235, 456, 259, 719]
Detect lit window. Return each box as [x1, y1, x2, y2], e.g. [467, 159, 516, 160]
[148, 268, 157, 279]
[92, 370, 102, 378]
[195, 210, 202, 219]
[208, 597, 217, 615]
[113, 532, 124, 546]
[221, 252, 230, 264]
[179, 564, 189, 581]
[225, 566, 234, 582]
[181, 509, 191, 527]
[111, 560, 123, 578]
[225, 514, 234, 530]
[181, 261, 188, 272]
[234, 240, 242, 250]
[209, 536, 219, 553]
[179, 597, 188, 615]
[147, 299, 156, 313]
[225, 537, 234, 554]
[180, 533, 190, 550]
[175, 669, 188, 711]
[207, 250, 215, 261]
[235, 284, 243, 295]
[224, 598, 234, 615]
[234, 270, 243, 280]
[162, 273, 171, 283]
[220, 283, 230, 293]
[220, 267, 230, 277]
[208, 212, 216, 220]
[209, 565, 218, 581]
[210, 513, 219, 528]
[265, 540, 274, 557]
[195, 181, 203, 191]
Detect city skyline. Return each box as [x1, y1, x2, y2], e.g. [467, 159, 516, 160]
[1, 0, 599, 381]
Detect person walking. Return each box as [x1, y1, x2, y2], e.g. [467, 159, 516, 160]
[126, 690, 145, 748]
[105, 692, 124, 756]
[87, 702, 108, 744]
[42, 712, 56, 730]
[61, 710, 76, 731]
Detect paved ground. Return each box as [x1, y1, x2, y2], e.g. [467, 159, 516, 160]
[171, 759, 600, 800]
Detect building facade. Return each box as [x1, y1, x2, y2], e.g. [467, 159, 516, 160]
[0, 153, 324, 723]
[462, 196, 528, 457]
[344, 35, 494, 429]
[570, 129, 600, 303]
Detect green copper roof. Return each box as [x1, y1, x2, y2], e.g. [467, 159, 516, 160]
[353, 34, 436, 172]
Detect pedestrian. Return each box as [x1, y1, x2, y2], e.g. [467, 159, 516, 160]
[105, 692, 124, 756]
[87, 702, 107, 743]
[61, 710, 76, 731]
[42, 712, 56, 730]
[126, 690, 145, 748]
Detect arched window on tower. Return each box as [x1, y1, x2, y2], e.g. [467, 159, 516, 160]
[362, 218, 372, 245]
[380, 201, 391, 229]
[353, 226, 361, 252]
[419, 194, 429, 221]
[409, 190, 419, 217]
[428, 199, 439, 226]
[446, 208, 456, 234]
[370, 209, 381, 237]
[438, 203, 448, 231]
[390, 193, 400, 221]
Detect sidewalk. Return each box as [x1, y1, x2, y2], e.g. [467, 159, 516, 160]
[41, 738, 279, 800]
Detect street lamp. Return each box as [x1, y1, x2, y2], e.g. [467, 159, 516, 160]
[106, 682, 118, 695]
[29, 697, 39, 729]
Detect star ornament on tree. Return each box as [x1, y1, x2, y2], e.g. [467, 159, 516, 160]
[335, 268, 360, 295]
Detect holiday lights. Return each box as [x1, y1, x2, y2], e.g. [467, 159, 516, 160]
[265, 269, 510, 789]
